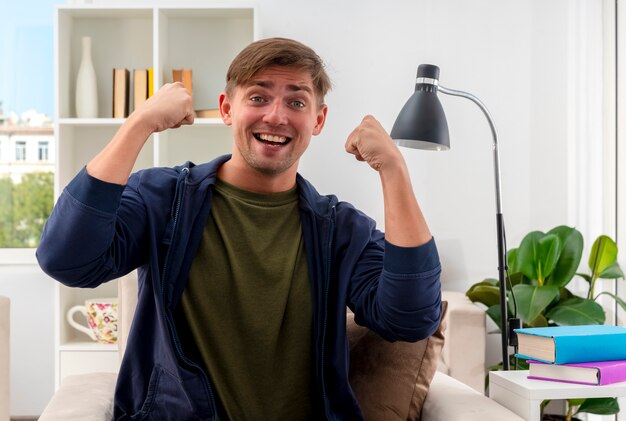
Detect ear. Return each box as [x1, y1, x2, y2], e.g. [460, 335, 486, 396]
[219, 92, 232, 126]
[312, 104, 328, 136]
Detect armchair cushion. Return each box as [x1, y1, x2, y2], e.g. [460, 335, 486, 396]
[348, 301, 447, 420]
[38, 373, 116, 421]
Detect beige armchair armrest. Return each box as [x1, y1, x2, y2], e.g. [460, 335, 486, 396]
[423, 371, 524, 421]
[440, 291, 486, 392]
[38, 373, 116, 421]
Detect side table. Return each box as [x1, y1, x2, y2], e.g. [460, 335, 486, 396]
[489, 370, 626, 421]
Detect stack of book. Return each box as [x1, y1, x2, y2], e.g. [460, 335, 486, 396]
[112, 68, 155, 118]
[515, 325, 626, 386]
[112, 68, 196, 118]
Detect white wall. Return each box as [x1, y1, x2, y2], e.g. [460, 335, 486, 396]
[258, 0, 602, 290]
[0, 0, 607, 415]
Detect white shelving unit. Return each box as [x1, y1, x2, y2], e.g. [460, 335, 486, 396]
[53, 3, 256, 388]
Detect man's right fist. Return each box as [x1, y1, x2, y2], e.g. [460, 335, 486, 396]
[133, 82, 195, 133]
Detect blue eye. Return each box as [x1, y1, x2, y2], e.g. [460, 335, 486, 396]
[250, 96, 265, 103]
[291, 100, 305, 108]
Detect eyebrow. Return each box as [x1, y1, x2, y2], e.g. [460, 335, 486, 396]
[253, 80, 313, 95]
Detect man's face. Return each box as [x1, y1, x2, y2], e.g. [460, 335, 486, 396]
[220, 66, 327, 177]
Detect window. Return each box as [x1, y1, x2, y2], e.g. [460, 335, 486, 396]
[15, 141, 26, 161]
[38, 140, 48, 161]
[0, 0, 61, 249]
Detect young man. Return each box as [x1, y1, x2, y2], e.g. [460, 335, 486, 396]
[37, 38, 441, 420]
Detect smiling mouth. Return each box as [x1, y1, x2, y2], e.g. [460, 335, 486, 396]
[254, 133, 292, 146]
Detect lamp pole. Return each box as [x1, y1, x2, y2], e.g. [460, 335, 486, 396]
[436, 86, 510, 370]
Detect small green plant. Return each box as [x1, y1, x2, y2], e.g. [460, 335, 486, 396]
[467, 225, 624, 420]
[555, 397, 618, 421]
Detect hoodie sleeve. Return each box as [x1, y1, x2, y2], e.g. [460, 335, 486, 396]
[343, 206, 442, 342]
[376, 238, 442, 341]
[36, 167, 150, 288]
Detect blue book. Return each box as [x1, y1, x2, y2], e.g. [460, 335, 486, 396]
[514, 325, 626, 364]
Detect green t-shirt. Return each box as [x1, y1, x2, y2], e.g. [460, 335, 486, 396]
[180, 179, 313, 420]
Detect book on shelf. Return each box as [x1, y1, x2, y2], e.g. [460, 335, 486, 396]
[515, 325, 626, 364]
[112, 68, 130, 118]
[528, 359, 626, 386]
[148, 68, 154, 98]
[172, 69, 193, 94]
[133, 69, 148, 111]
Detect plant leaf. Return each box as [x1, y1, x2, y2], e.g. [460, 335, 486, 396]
[575, 397, 619, 415]
[599, 262, 625, 279]
[486, 304, 506, 331]
[466, 279, 498, 291]
[517, 231, 546, 281]
[527, 314, 548, 327]
[512, 284, 559, 324]
[589, 235, 618, 279]
[575, 272, 592, 283]
[466, 279, 498, 296]
[567, 398, 586, 407]
[466, 285, 501, 307]
[545, 226, 583, 288]
[595, 291, 626, 314]
[507, 248, 519, 273]
[508, 271, 528, 286]
[537, 234, 561, 280]
[560, 288, 575, 301]
[515, 358, 529, 370]
[545, 297, 605, 325]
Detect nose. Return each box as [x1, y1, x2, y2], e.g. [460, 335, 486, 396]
[262, 101, 288, 125]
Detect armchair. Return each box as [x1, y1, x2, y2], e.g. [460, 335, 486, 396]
[40, 273, 522, 420]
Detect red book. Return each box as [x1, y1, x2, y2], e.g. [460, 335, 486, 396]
[528, 359, 626, 386]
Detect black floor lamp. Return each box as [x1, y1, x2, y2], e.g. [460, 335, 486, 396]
[390, 64, 511, 370]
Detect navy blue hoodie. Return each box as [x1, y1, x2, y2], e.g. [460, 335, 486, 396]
[37, 155, 441, 420]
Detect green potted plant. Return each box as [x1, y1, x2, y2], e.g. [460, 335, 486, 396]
[466, 225, 624, 421]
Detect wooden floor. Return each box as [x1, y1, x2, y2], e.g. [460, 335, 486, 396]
[11, 417, 39, 421]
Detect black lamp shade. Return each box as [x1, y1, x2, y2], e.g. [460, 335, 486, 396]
[390, 67, 450, 151]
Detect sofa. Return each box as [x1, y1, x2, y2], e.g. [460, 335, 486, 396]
[39, 273, 522, 420]
[0, 295, 10, 421]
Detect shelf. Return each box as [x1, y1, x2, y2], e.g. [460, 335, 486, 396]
[54, 2, 255, 389]
[60, 342, 118, 352]
[57, 6, 153, 19]
[157, 7, 253, 19]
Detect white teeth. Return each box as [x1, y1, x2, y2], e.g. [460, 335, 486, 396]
[258, 133, 288, 143]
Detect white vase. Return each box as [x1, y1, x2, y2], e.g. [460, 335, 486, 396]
[75, 36, 98, 118]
